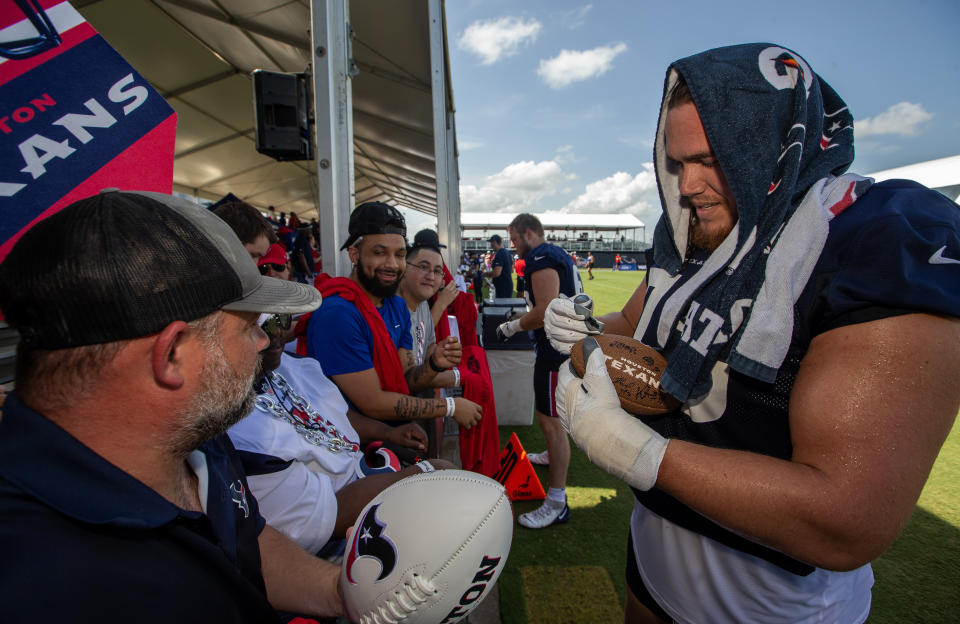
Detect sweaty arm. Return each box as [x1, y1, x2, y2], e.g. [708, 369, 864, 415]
[517, 268, 559, 331]
[598, 275, 647, 336]
[259, 524, 344, 617]
[655, 313, 960, 571]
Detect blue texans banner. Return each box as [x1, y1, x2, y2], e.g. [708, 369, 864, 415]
[0, 0, 177, 262]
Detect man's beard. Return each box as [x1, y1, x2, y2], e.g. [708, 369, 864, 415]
[356, 254, 401, 299]
[689, 214, 730, 253]
[169, 336, 259, 456]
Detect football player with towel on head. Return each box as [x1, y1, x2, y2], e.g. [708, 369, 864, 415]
[546, 44, 960, 623]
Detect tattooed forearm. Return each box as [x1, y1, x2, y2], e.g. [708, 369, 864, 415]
[394, 396, 445, 420]
[404, 361, 437, 392]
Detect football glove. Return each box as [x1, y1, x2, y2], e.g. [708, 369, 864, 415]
[544, 293, 604, 354]
[496, 318, 522, 341]
[555, 337, 667, 491]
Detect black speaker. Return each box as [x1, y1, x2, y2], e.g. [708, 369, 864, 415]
[252, 69, 313, 161]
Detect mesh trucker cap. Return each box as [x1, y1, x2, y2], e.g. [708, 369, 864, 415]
[0, 189, 321, 350]
[340, 201, 406, 250]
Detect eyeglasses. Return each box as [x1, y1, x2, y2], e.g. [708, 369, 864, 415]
[261, 313, 292, 334]
[406, 263, 444, 279]
[258, 263, 287, 275]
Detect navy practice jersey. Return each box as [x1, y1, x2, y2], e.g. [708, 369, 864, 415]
[633, 179, 960, 574]
[524, 241, 583, 364]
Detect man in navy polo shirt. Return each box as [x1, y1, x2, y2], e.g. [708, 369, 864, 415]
[0, 191, 343, 622]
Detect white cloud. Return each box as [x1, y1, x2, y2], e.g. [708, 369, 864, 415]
[857, 102, 933, 137]
[460, 159, 575, 212]
[458, 139, 485, 151]
[537, 42, 627, 89]
[554, 145, 577, 164]
[458, 17, 541, 65]
[458, 154, 663, 233]
[560, 4, 593, 29]
[562, 166, 660, 226]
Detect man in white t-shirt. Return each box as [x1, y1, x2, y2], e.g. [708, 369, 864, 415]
[228, 312, 453, 555]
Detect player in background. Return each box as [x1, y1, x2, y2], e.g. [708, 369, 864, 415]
[498, 213, 584, 528]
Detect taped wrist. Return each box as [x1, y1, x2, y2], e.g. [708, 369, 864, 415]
[569, 404, 667, 491]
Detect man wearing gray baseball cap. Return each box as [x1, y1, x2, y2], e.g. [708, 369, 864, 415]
[0, 190, 342, 622]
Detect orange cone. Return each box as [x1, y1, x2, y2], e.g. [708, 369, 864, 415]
[492, 432, 545, 502]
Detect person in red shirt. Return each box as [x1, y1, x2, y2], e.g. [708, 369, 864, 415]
[514, 255, 526, 297]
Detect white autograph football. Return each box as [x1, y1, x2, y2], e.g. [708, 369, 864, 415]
[341, 470, 513, 624]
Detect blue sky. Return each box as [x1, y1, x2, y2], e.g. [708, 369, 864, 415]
[406, 0, 959, 238]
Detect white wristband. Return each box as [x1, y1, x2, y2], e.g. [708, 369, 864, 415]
[445, 396, 456, 418]
[416, 460, 435, 473]
[452, 366, 461, 387]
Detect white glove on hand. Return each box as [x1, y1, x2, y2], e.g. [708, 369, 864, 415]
[555, 338, 668, 491]
[496, 318, 522, 341]
[544, 294, 604, 354]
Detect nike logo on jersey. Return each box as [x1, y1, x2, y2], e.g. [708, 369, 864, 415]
[928, 246, 960, 265]
[534, 255, 545, 261]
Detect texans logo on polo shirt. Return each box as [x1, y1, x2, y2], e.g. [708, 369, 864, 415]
[229, 480, 250, 518]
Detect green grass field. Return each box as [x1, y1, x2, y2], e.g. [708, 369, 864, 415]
[498, 268, 960, 623]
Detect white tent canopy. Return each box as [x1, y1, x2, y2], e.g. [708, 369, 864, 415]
[460, 212, 647, 253]
[461, 212, 644, 231]
[868, 154, 960, 203]
[75, 0, 461, 274]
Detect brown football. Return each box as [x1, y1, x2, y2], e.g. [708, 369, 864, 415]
[569, 335, 681, 415]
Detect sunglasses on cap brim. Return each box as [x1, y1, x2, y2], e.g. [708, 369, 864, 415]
[258, 263, 287, 275]
[261, 314, 292, 334]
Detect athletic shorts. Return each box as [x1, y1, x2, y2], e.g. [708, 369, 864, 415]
[533, 355, 563, 417]
[626, 529, 672, 621]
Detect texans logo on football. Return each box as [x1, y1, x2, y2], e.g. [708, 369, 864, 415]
[345, 503, 398, 584]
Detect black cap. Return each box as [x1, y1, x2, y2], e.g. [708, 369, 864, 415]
[0, 190, 322, 350]
[340, 201, 407, 250]
[411, 228, 446, 253]
[488, 234, 502, 244]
